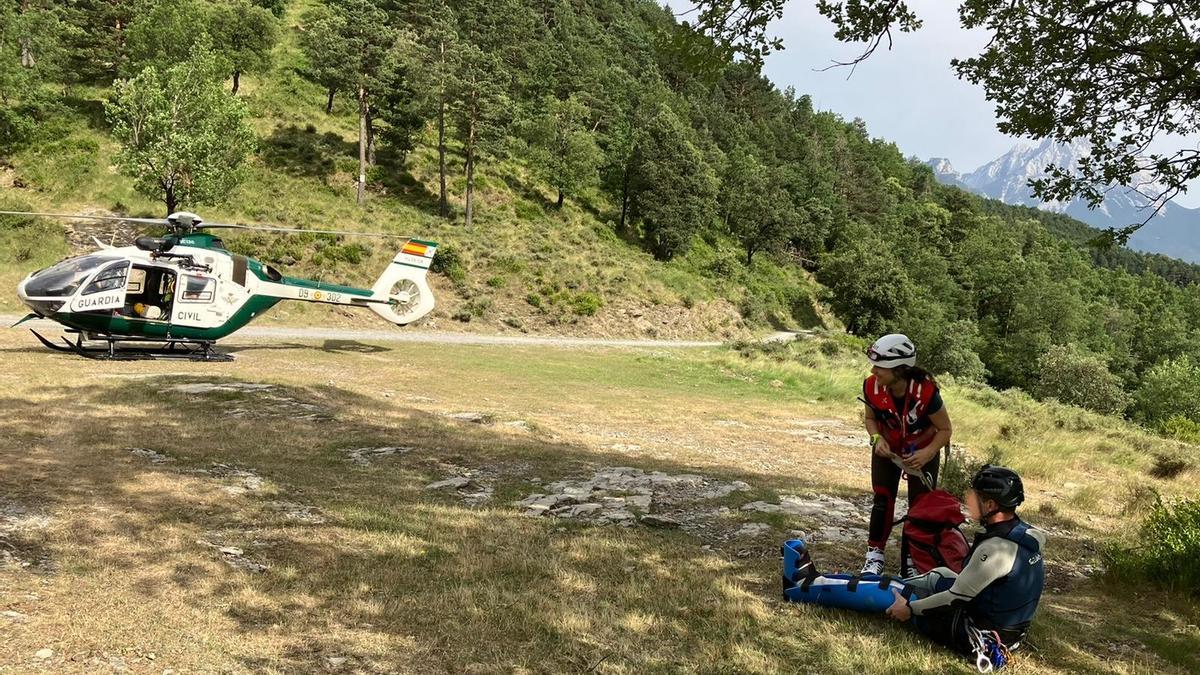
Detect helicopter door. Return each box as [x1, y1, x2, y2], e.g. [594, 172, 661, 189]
[169, 274, 218, 328]
[68, 260, 130, 313]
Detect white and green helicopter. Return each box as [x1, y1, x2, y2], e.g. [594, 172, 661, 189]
[5, 211, 438, 360]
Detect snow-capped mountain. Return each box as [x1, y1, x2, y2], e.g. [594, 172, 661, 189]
[926, 157, 966, 189]
[926, 140, 1200, 262]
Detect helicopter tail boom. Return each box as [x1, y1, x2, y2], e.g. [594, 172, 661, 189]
[368, 241, 438, 326]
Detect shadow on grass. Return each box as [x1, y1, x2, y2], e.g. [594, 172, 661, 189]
[0, 372, 1193, 673]
[260, 124, 356, 181]
[59, 95, 108, 133]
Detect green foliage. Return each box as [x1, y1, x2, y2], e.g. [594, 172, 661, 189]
[941, 444, 1005, 499]
[106, 46, 255, 214]
[1104, 498, 1200, 595]
[430, 243, 467, 287]
[209, 0, 280, 93]
[124, 0, 215, 75]
[1035, 344, 1130, 416]
[0, 1, 77, 98]
[521, 94, 603, 208]
[570, 291, 603, 316]
[1134, 358, 1200, 429]
[1158, 416, 1200, 446]
[628, 105, 718, 260]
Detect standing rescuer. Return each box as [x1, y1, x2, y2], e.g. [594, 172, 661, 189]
[861, 334, 953, 575]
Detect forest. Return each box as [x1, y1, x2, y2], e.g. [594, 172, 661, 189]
[4, 0, 1200, 436]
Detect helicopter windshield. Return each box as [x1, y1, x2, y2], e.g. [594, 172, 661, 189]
[23, 255, 122, 298]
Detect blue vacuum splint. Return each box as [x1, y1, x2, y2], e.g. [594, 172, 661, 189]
[781, 539, 919, 613]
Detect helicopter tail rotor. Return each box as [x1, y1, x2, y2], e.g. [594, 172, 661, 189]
[369, 240, 438, 326]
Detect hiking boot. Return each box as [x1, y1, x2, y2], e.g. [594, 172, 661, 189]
[861, 547, 885, 576]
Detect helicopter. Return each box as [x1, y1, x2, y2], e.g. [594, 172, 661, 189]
[4, 210, 438, 361]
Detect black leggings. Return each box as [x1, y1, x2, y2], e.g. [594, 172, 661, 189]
[868, 451, 940, 549]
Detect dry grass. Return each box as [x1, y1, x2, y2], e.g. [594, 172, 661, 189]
[1, 329, 1197, 673]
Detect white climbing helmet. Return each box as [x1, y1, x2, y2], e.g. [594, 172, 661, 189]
[867, 333, 916, 368]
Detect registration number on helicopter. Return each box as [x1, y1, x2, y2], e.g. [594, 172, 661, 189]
[297, 288, 342, 303]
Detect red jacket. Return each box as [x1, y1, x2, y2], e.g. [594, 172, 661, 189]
[863, 375, 939, 451]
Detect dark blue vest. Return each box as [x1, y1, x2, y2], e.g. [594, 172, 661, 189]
[964, 518, 1044, 631]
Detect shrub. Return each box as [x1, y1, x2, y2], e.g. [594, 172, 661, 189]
[1104, 498, 1200, 595]
[1135, 358, 1200, 428]
[921, 320, 989, 382]
[570, 291, 603, 316]
[1159, 415, 1200, 444]
[1035, 344, 1129, 415]
[940, 445, 1005, 498]
[1149, 453, 1191, 480]
[430, 244, 467, 287]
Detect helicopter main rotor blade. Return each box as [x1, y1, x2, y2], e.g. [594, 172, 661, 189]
[199, 223, 409, 238]
[0, 210, 170, 226]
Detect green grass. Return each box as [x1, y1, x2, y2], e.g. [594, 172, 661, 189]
[1, 332, 1197, 672]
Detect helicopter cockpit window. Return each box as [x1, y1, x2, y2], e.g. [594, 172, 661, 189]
[180, 275, 215, 303]
[22, 255, 120, 298]
[82, 262, 129, 295]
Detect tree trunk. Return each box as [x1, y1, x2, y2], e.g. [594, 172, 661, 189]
[357, 86, 367, 206]
[325, 88, 335, 114]
[465, 124, 475, 228]
[437, 39, 449, 218]
[619, 164, 631, 231]
[165, 188, 177, 216]
[746, 245, 755, 266]
[232, 70, 241, 94]
[366, 102, 376, 166]
[556, 189, 564, 209]
[18, 1, 33, 68]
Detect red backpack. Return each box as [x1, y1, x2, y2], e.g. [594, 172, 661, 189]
[900, 489, 970, 577]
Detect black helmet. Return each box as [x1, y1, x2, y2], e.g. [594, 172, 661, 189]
[970, 465, 1024, 508]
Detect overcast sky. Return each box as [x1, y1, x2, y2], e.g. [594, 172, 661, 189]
[670, 1, 1200, 207]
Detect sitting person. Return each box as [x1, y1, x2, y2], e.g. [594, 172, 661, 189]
[783, 466, 1045, 671]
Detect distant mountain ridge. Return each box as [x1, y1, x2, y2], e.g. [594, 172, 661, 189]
[926, 140, 1200, 262]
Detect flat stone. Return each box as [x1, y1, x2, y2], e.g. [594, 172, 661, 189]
[326, 656, 348, 668]
[166, 383, 273, 395]
[741, 501, 782, 514]
[219, 546, 244, 556]
[345, 446, 412, 465]
[641, 515, 681, 528]
[600, 510, 636, 525]
[445, 412, 491, 424]
[35, 649, 53, 660]
[736, 522, 772, 537]
[626, 495, 652, 510]
[129, 448, 173, 463]
[2, 610, 26, 622]
[425, 477, 472, 490]
[571, 503, 604, 516]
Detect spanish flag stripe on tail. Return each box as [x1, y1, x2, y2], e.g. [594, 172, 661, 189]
[402, 241, 433, 257]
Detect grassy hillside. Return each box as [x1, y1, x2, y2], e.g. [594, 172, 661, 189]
[0, 1, 824, 339]
[0, 329, 1195, 672]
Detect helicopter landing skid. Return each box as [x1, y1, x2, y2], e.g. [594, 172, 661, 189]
[30, 329, 233, 362]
